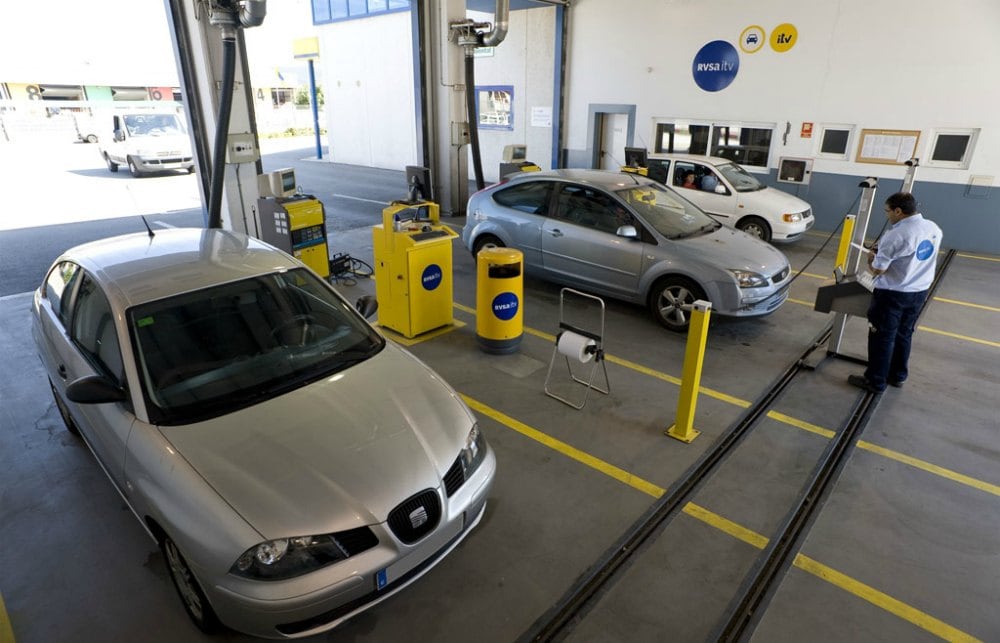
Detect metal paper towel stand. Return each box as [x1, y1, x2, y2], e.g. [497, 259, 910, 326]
[544, 288, 610, 409]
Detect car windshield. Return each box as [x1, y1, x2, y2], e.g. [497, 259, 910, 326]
[717, 162, 764, 192]
[615, 183, 720, 239]
[124, 114, 185, 137]
[128, 268, 384, 425]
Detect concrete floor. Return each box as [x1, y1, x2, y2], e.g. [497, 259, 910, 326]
[1, 225, 997, 643]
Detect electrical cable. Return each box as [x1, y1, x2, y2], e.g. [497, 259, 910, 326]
[465, 50, 486, 191]
[207, 28, 237, 229]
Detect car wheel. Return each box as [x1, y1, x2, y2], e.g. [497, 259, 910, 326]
[105, 153, 119, 173]
[50, 379, 80, 436]
[85, 134, 99, 144]
[649, 276, 706, 332]
[127, 157, 141, 178]
[737, 216, 772, 243]
[162, 535, 220, 634]
[472, 234, 504, 256]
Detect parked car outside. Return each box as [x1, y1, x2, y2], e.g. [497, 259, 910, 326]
[462, 169, 792, 332]
[31, 228, 495, 639]
[645, 153, 814, 243]
[98, 109, 195, 176]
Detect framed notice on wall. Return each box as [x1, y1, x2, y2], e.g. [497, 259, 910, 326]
[856, 129, 921, 165]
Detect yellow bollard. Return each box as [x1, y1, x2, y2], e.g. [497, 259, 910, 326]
[666, 300, 712, 443]
[834, 214, 856, 275]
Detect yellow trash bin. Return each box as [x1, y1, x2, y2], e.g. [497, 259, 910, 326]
[476, 247, 523, 354]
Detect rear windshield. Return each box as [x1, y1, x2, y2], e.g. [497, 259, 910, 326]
[128, 268, 384, 425]
[615, 183, 720, 240]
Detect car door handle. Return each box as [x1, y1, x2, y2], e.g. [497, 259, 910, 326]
[548, 229, 564, 237]
[58, 364, 67, 379]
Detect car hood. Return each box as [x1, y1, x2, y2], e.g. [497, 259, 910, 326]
[158, 343, 474, 538]
[680, 226, 789, 273]
[132, 133, 191, 152]
[738, 186, 810, 213]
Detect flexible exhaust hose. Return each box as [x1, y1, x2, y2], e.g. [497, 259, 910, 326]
[465, 50, 486, 191]
[208, 30, 237, 229]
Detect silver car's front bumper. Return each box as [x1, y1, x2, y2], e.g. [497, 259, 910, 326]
[202, 447, 497, 639]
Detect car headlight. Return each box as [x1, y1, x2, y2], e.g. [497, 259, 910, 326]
[782, 212, 803, 223]
[728, 269, 768, 288]
[460, 423, 487, 477]
[231, 527, 378, 580]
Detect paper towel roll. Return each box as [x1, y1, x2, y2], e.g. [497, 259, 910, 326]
[557, 331, 597, 363]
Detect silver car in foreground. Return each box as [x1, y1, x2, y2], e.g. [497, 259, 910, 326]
[462, 169, 792, 332]
[31, 228, 496, 639]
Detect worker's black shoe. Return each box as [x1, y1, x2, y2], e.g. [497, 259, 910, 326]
[848, 374, 884, 393]
[888, 379, 905, 388]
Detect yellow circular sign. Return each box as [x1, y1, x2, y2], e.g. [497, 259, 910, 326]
[740, 26, 765, 54]
[770, 23, 798, 52]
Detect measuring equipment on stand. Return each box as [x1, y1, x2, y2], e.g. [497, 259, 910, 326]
[257, 168, 330, 278]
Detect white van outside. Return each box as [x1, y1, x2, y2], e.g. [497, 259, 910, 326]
[646, 153, 813, 243]
[99, 109, 194, 177]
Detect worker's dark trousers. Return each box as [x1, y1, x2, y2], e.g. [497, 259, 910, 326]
[865, 287, 928, 389]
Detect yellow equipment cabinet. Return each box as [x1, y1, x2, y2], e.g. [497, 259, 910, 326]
[372, 201, 457, 338]
[258, 195, 330, 278]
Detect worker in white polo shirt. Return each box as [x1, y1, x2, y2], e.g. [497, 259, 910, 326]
[848, 192, 943, 393]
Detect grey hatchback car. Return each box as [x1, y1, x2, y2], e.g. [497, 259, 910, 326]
[31, 228, 495, 639]
[461, 169, 792, 331]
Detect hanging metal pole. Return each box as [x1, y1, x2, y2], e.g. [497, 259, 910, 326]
[308, 58, 322, 160]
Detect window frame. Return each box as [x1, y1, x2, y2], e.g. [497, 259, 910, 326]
[816, 124, 855, 160]
[925, 128, 979, 169]
[651, 118, 775, 172]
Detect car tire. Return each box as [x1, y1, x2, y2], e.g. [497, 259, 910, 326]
[50, 379, 80, 436]
[472, 234, 504, 256]
[649, 276, 706, 332]
[737, 216, 772, 243]
[162, 535, 221, 634]
[85, 134, 99, 144]
[127, 157, 141, 178]
[105, 153, 119, 173]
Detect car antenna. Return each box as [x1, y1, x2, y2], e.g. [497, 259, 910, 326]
[140, 215, 155, 238]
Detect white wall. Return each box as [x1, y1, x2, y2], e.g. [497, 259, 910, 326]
[318, 12, 417, 170]
[562, 0, 1000, 186]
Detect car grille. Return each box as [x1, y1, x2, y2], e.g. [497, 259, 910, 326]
[331, 526, 379, 557]
[443, 457, 465, 497]
[388, 489, 441, 544]
[772, 267, 790, 283]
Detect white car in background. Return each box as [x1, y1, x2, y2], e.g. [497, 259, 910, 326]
[645, 153, 814, 243]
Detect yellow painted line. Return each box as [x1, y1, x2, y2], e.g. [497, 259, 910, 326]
[453, 302, 477, 315]
[858, 441, 1000, 498]
[377, 319, 466, 346]
[933, 297, 1000, 313]
[794, 555, 983, 643]
[795, 271, 831, 281]
[957, 252, 1000, 262]
[682, 502, 770, 549]
[917, 326, 1000, 348]
[788, 297, 814, 307]
[0, 592, 14, 643]
[460, 395, 667, 499]
[766, 411, 837, 439]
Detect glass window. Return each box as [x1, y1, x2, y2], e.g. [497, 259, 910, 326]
[672, 161, 730, 194]
[820, 128, 850, 156]
[44, 261, 80, 325]
[493, 181, 553, 215]
[348, 0, 367, 15]
[712, 125, 771, 167]
[554, 185, 632, 234]
[716, 163, 763, 192]
[615, 184, 719, 240]
[330, 0, 348, 19]
[312, 0, 331, 22]
[71, 274, 124, 382]
[476, 86, 513, 131]
[925, 129, 978, 169]
[129, 268, 384, 425]
[367, 0, 387, 9]
[388, 0, 409, 7]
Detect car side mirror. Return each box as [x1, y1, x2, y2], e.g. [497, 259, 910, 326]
[113, 129, 125, 142]
[714, 184, 727, 195]
[616, 225, 639, 239]
[355, 295, 378, 319]
[66, 375, 127, 404]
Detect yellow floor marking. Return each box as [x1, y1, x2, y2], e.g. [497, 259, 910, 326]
[932, 297, 1000, 313]
[957, 252, 1000, 262]
[463, 393, 982, 642]
[450, 303, 999, 496]
[917, 326, 1000, 348]
[682, 502, 770, 549]
[857, 441, 1000, 498]
[787, 297, 814, 307]
[0, 592, 14, 643]
[795, 271, 832, 281]
[460, 395, 667, 499]
[794, 555, 983, 643]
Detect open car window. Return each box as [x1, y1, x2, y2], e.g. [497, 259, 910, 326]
[129, 268, 384, 425]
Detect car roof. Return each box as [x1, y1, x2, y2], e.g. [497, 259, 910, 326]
[59, 228, 298, 308]
[504, 168, 657, 189]
[647, 153, 735, 166]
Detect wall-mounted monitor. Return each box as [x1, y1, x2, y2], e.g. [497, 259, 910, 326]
[406, 165, 433, 202]
[267, 168, 297, 197]
[777, 157, 813, 185]
[503, 144, 527, 163]
[624, 146, 648, 167]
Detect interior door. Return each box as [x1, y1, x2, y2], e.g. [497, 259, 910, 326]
[598, 113, 629, 170]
